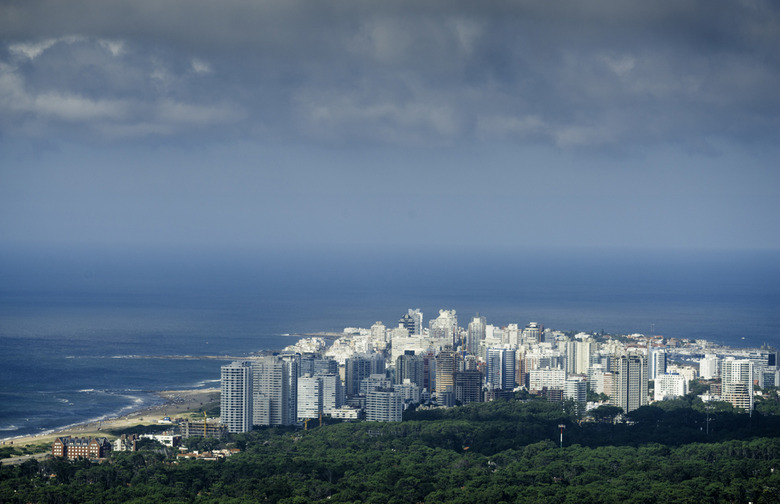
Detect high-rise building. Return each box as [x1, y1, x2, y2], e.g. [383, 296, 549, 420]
[588, 364, 607, 394]
[722, 358, 753, 412]
[394, 381, 422, 404]
[613, 353, 648, 413]
[297, 375, 322, 421]
[435, 347, 457, 393]
[429, 310, 458, 346]
[564, 376, 588, 414]
[529, 367, 566, 392]
[649, 349, 667, 380]
[345, 355, 374, 398]
[467, 314, 486, 356]
[370, 353, 386, 376]
[522, 322, 543, 345]
[396, 351, 425, 387]
[454, 370, 483, 405]
[252, 356, 298, 426]
[654, 373, 688, 401]
[299, 355, 339, 377]
[320, 374, 343, 413]
[360, 374, 393, 396]
[422, 351, 436, 392]
[370, 321, 387, 343]
[567, 339, 595, 375]
[366, 389, 403, 422]
[699, 354, 720, 380]
[220, 361, 253, 433]
[485, 347, 516, 390]
[399, 309, 423, 336]
[506, 324, 521, 348]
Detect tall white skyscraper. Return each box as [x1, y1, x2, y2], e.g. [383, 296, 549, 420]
[366, 389, 403, 422]
[467, 314, 486, 356]
[506, 324, 520, 348]
[564, 376, 588, 413]
[297, 375, 322, 421]
[320, 373, 344, 413]
[699, 354, 720, 380]
[649, 348, 667, 380]
[722, 358, 754, 412]
[429, 310, 458, 345]
[220, 361, 253, 433]
[370, 321, 387, 343]
[574, 339, 596, 375]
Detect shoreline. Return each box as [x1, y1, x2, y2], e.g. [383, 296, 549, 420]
[0, 388, 220, 451]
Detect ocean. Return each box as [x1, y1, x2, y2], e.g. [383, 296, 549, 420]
[1, 247, 779, 440]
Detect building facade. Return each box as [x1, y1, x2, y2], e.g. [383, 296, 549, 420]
[613, 353, 648, 413]
[366, 389, 403, 422]
[253, 356, 298, 426]
[722, 358, 754, 412]
[220, 360, 253, 433]
[52, 437, 111, 459]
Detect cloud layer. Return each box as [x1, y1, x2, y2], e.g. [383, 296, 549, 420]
[1, 0, 778, 147]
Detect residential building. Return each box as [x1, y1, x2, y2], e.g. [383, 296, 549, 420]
[345, 355, 373, 398]
[722, 358, 754, 412]
[366, 389, 404, 422]
[529, 367, 566, 392]
[220, 360, 253, 433]
[454, 370, 483, 405]
[435, 347, 458, 393]
[649, 348, 667, 380]
[522, 322, 543, 345]
[564, 376, 588, 414]
[699, 354, 720, 380]
[429, 310, 458, 345]
[180, 421, 228, 439]
[485, 347, 516, 390]
[396, 350, 425, 387]
[467, 314, 486, 356]
[52, 437, 111, 459]
[297, 374, 323, 421]
[654, 372, 688, 401]
[253, 356, 298, 426]
[613, 353, 648, 413]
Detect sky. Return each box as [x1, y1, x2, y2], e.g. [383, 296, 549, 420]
[1, 0, 779, 257]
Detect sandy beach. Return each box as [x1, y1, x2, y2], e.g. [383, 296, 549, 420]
[0, 388, 220, 456]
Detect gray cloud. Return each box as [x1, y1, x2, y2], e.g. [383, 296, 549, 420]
[0, 0, 777, 147]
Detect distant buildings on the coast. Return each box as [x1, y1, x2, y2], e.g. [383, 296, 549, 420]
[52, 436, 111, 460]
[219, 308, 780, 432]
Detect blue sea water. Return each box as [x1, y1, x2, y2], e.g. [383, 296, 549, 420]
[1, 247, 779, 440]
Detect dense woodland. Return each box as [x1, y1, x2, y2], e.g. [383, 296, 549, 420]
[2, 396, 780, 503]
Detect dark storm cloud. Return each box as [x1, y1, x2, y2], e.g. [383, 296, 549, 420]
[1, 0, 778, 147]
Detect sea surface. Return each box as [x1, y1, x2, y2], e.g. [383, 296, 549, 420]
[1, 247, 779, 440]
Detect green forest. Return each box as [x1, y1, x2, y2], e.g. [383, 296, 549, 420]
[2, 398, 780, 503]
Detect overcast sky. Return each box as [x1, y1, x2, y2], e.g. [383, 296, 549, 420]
[1, 0, 779, 255]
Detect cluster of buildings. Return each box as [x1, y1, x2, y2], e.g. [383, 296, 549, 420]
[51, 436, 112, 460]
[220, 308, 779, 432]
[52, 420, 229, 460]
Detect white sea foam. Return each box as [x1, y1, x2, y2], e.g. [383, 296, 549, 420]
[187, 378, 221, 389]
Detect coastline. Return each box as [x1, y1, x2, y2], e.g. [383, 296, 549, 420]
[0, 388, 219, 453]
